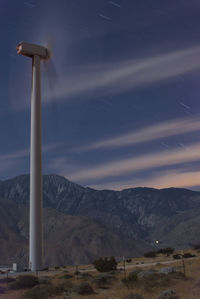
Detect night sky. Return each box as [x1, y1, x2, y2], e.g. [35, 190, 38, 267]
[1, 0, 200, 190]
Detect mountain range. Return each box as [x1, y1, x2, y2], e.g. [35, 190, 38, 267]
[1, 174, 200, 266]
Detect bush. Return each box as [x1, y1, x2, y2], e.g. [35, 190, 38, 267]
[92, 273, 109, 288]
[73, 282, 94, 295]
[144, 251, 157, 258]
[126, 259, 132, 263]
[57, 280, 73, 291]
[93, 256, 117, 272]
[121, 271, 138, 286]
[122, 271, 170, 290]
[9, 275, 38, 290]
[38, 276, 51, 285]
[173, 254, 181, 259]
[21, 284, 65, 299]
[183, 252, 196, 258]
[92, 272, 115, 288]
[157, 247, 174, 255]
[128, 272, 138, 282]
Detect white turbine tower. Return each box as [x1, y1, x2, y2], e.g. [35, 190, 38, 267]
[16, 42, 50, 271]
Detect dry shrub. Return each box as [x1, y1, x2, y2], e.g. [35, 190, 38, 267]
[140, 273, 170, 290]
[122, 272, 170, 291]
[73, 281, 94, 295]
[121, 271, 138, 287]
[93, 256, 117, 272]
[9, 275, 39, 290]
[59, 273, 73, 279]
[92, 273, 111, 288]
[20, 283, 65, 299]
[38, 276, 51, 284]
[168, 271, 186, 280]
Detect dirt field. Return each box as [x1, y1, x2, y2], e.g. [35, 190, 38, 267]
[1, 249, 200, 299]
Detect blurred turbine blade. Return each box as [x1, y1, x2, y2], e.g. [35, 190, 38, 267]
[42, 40, 60, 141]
[43, 34, 58, 94]
[43, 58, 58, 93]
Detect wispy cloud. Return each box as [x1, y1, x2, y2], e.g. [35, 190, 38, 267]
[48, 156, 80, 175]
[76, 116, 200, 151]
[68, 142, 200, 182]
[44, 45, 200, 102]
[0, 143, 60, 161]
[89, 169, 200, 190]
[0, 143, 61, 175]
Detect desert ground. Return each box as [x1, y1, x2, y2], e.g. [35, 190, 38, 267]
[1, 249, 200, 299]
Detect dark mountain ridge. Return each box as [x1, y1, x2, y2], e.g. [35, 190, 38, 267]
[0, 199, 149, 266]
[1, 174, 200, 249]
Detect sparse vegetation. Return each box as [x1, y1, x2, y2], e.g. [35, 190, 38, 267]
[183, 252, 196, 258]
[92, 272, 116, 289]
[122, 271, 138, 286]
[92, 273, 110, 288]
[126, 258, 132, 263]
[168, 271, 186, 280]
[139, 273, 170, 290]
[21, 284, 66, 299]
[38, 276, 51, 285]
[144, 251, 157, 258]
[93, 256, 117, 272]
[157, 247, 174, 255]
[2, 248, 200, 299]
[173, 254, 181, 259]
[121, 269, 186, 293]
[9, 275, 39, 290]
[59, 273, 73, 279]
[73, 281, 94, 295]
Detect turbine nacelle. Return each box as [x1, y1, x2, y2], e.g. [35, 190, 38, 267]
[16, 42, 50, 60]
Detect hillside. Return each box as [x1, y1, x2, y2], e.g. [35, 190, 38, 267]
[0, 199, 150, 266]
[1, 174, 200, 250]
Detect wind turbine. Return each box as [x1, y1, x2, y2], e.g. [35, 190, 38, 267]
[16, 42, 50, 271]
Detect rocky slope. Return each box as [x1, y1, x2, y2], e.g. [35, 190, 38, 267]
[0, 199, 149, 266]
[1, 174, 200, 251]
